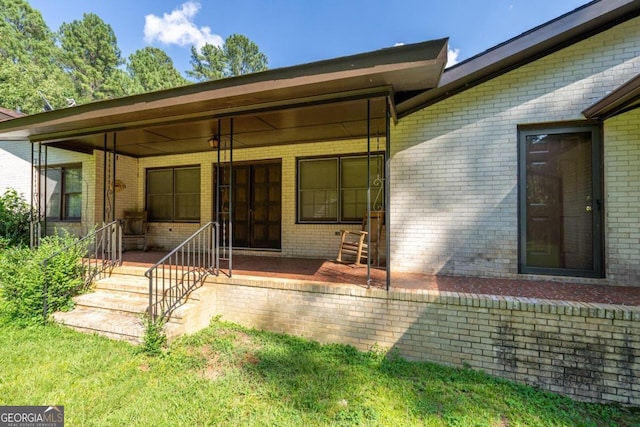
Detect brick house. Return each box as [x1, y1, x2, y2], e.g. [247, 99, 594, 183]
[0, 0, 639, 285]
[1, 1, 640, 406]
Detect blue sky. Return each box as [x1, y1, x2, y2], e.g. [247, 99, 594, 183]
[28, 0, 590, 76]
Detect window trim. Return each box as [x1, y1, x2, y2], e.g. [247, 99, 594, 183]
[296, 152, 385, 224]
[145, 165, 201, 223]
[44, 164, 82, 222]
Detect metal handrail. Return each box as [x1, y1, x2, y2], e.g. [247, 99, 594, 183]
[41, 220, 122, 320]
[145, 222, 219, 322]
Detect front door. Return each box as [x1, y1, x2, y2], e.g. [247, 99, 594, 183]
[215, 161, 281, 249]
[519, 125, 602, 277]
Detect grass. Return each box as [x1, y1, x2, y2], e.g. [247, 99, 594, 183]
[0, 320, 639, 426]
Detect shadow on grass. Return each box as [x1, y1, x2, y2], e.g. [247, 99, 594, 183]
[172, 321, 637, 426]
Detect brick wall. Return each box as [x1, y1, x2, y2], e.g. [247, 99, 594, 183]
[603, 108, 640, 284]
[137, 139, 381, 255]
[209, 278, 640, 405]
[95, 151, 140, 224]
[390, 17, 640, 280]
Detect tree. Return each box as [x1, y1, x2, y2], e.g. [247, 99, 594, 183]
[0, 0, 74, 113]
[99, 68, 143, 99]
[58, 13, 123, 103]
[187, 34, 268, 82]
[127, 47, 188, 92]
[224, 34, 268, 77]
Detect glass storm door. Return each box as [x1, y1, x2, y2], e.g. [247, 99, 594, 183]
[215, 162, 281, 249]
[519, 126, 602, 277]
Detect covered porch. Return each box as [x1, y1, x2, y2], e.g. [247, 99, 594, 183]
[0, 39, 452, 295]
[122, 250, 640, 306]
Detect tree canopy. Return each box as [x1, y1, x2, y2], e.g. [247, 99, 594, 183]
[58, 13, 124, 103]
[0, 0, 74, 113]
[0, 0, 269, 114]
[128, 47, 188, 92]
[187, 34, 268, 82]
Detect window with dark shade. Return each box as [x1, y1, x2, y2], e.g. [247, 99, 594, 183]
[297, 154, 384, 223]
[146, 166, 200, 222]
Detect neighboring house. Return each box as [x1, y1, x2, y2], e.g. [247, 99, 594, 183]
[0, 107, 93, 236]
[0, 107, 24, 121]
[0, 0, 638, 285]
[0, 107, 30, 198]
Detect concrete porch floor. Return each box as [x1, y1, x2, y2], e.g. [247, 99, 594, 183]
[121, 251, 640, 306]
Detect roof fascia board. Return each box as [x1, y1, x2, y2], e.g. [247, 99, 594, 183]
[396, 0, 640, 118]
[30, 86, 392, 143]
[582, 74, 640, 119]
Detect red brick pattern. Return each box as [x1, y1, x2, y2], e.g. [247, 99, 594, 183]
[122, 252, 640, 306]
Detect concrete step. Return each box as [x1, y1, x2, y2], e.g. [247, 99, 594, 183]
[54, 267, 218, 344]
[98, 271, 207, 302]
[110, 265, 150, 277]
[53, 307, 144, 344]
[73, 290, 149, 315]
[95, 275, 150, 294]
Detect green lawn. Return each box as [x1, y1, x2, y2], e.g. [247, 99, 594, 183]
[0, 320, 638, 427]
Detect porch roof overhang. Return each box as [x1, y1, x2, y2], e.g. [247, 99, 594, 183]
[582, 73, 640, 120]
[0, 38, 447, 157]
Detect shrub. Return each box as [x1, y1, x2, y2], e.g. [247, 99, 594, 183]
[0, 189, 31, 248]
[0, 231, 87, 325]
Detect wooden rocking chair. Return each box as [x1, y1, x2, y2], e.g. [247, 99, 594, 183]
[121, 210, 148, 252]
[336, 211, 384, 267]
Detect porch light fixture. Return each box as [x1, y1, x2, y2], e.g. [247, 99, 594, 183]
[208, 134, 219, 149]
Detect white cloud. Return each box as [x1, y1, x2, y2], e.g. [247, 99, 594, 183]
[446, 48, 460, 68]
[144, 1, 223, 49]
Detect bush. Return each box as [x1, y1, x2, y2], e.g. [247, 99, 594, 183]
[0, 231, 88, 325]
[0, 189, 31, 248]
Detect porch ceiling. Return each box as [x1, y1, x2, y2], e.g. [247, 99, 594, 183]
[0, 39, 448, 157]
[43, 96, 390, 157]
